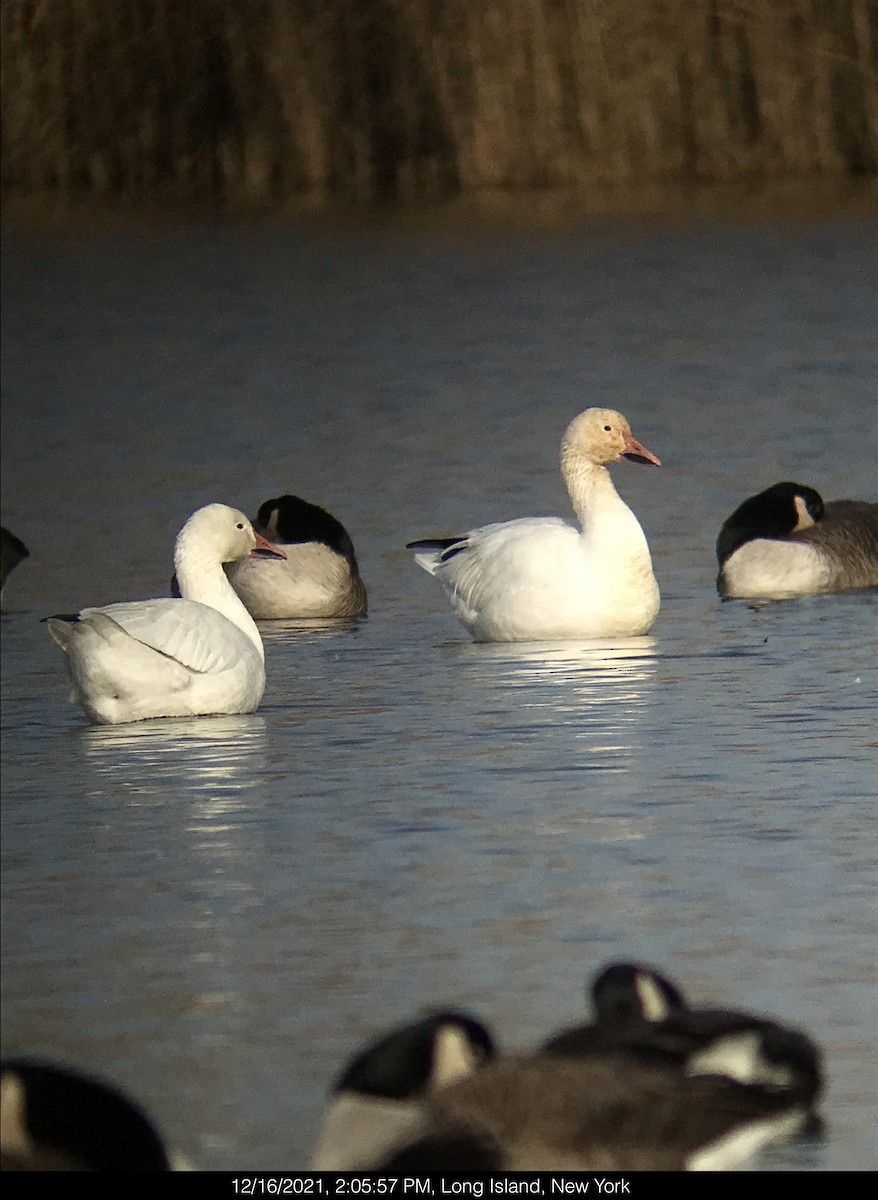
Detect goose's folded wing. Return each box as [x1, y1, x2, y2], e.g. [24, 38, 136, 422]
[441, 518, 577, 580]
[81, 599, 246, 674]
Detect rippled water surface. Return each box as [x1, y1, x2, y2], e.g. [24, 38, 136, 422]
[1, 216, 876, 1171]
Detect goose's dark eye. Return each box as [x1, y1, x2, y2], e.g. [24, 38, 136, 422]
[236, 522, 245, 530]
[604, 425, 612, 432]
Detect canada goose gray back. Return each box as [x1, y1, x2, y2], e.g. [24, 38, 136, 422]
[310, 1012, 495, 1170]
[717, 482, 878, 599]
[1, 1058, 173, 1171]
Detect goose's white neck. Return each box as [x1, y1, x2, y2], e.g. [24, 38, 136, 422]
[175, 535, 265, 661]
[561, 453, 652, 564]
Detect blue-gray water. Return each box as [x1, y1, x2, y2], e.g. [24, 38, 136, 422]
[1, 215, 876, 1171]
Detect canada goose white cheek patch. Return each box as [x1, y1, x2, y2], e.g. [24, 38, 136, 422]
[635, 974, 676, 1023]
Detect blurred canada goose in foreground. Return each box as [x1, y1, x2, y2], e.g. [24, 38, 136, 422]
[545, 1004, 823, 1110]
[223, 494, 367, 619]
[1, 1058, 173, 1170]
[310, 1012, 496, 1170]
[716, 481, 878, 599]
[0, 526, 29, 600]
[315, 996, 821, 1172]
[46, 504, 285, 724]
[406, 408, 661, 641]
[541, 970, 823, 1161]
[377, 1040, 818, 1172]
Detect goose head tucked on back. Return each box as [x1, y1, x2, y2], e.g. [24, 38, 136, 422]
[542, 960, 687, 1059]
[543, 962, 823, 1117]
[221, 494, 367, 619]
[310, 1011, 496, 1170]
[590, 960, 686, 1025]
[717, 481, 878, 599]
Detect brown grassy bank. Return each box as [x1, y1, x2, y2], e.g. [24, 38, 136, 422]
[2, 0, 876, 218]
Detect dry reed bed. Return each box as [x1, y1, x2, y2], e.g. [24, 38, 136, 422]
[1, 0, 876, 209]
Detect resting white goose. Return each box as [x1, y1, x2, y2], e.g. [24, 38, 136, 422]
[407, 408, 661, 642]
[717, 481, 878, 599]
[46, 503, 285, 725]
[225, 493, 367, 619]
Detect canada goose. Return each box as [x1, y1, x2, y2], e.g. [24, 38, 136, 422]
[543, 963, 822, 1111]
[548, 1005, 822, 1105]
[46, 504, 285, 724]
[406, 408, 661, 641]
[716, 481, 878, 599]
[310, 1011, 496, 1170]
[1, 1058, 173, 1171]
[0, 526, 29, 601]
[541, 960, 687, 1055]
[225, 494, 367, 619]
[544, 960, 820, 1099]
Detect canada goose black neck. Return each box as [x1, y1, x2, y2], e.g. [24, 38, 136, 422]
[543, 961, 687, 1056]
[592, 961, 687, 1025]
[0, 526, 30, 592]
[256, 495, 359, 568]
[717, 482, 824, 566]
[334, 1012, 495, 1099]
[0, 1059, 171, 1171]
[311, 1012, 495, 1170]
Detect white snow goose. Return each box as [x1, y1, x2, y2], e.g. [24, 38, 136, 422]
[407, 407, 661, 642]
[717, 481, 878, 599]
[46, 503, 285, 725]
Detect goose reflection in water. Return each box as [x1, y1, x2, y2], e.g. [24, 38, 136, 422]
[458, 636, 658, 709]
[438, 637, 660, 796]
[258, 617, 365, 647]
[81, 714, 268, 799]
[80, 716, 270, 902]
